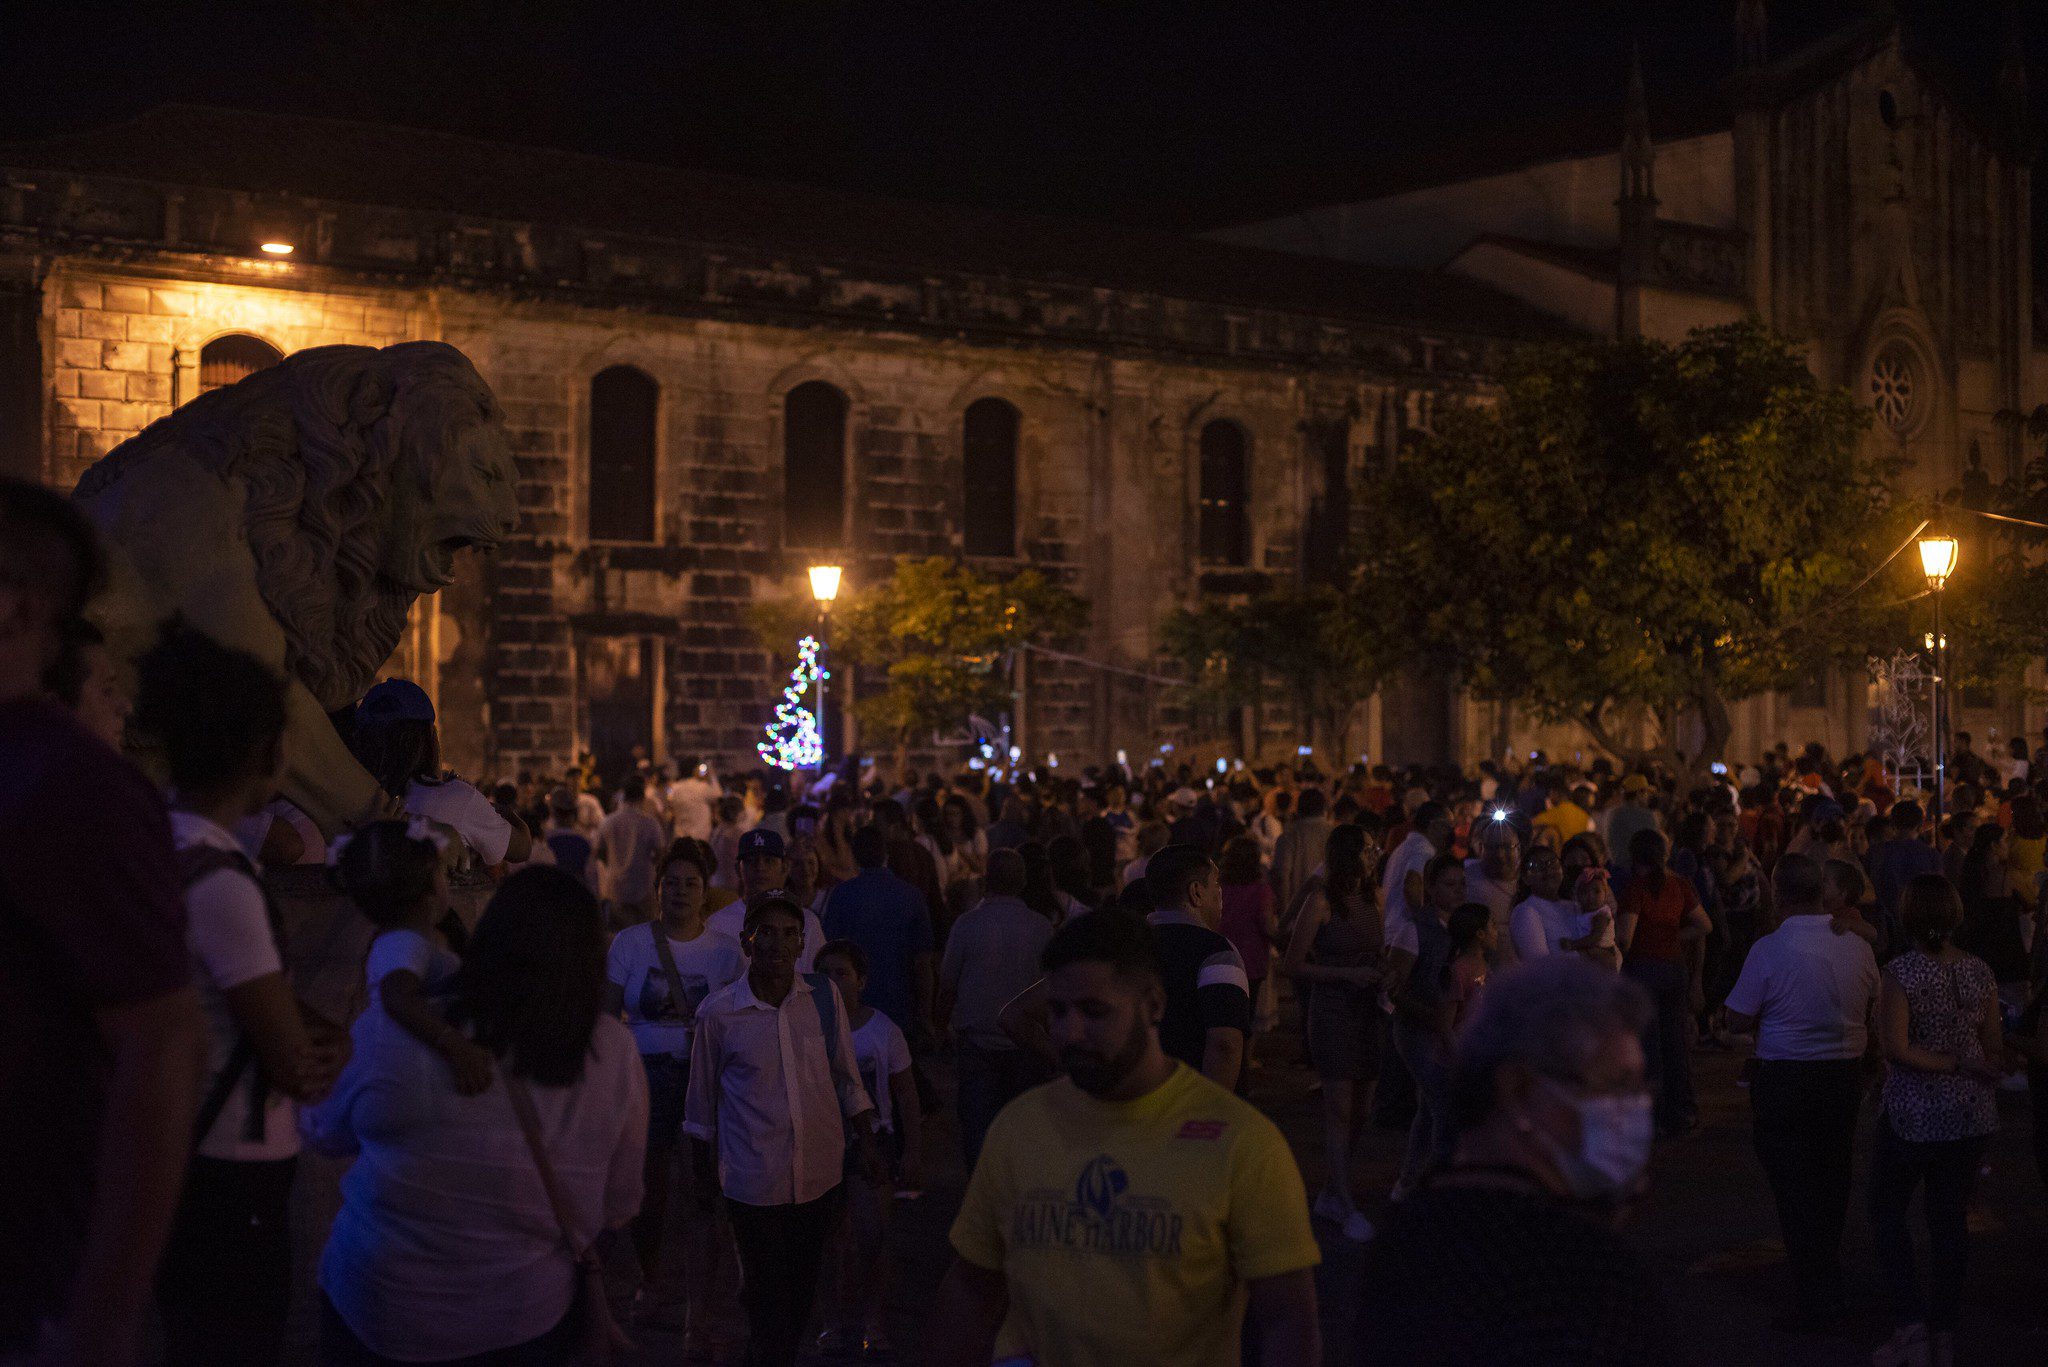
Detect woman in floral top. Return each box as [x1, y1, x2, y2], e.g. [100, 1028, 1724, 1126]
[1868, 874, 2004, 1367]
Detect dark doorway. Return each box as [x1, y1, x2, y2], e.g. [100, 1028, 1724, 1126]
[580, 636, 654, 789]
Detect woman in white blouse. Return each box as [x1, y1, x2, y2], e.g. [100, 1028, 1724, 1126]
[305, 867, 648, 1364]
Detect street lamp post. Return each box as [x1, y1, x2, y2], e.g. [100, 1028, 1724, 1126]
[808, 564, 842, 767]
[1918, 532, 1958, 831]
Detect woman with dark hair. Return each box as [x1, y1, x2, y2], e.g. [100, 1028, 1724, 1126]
[1616, 829, 1711, 1138]
[1281, 825, 1381, 1240]
[604, 841, 743, 1344]
[1958, 822, 2029, 984]
[1868, 874, 2002, 1367]
[307, 867, 648, 1365]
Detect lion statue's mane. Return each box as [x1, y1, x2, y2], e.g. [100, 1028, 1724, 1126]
[76, 340, 505, 711]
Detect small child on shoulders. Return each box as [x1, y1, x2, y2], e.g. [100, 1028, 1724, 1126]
[331, 819, 494, 1093]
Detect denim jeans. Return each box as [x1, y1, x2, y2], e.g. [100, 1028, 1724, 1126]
[1624, 956, 1695, 1132]
[1391, 1016, 1452, 1187]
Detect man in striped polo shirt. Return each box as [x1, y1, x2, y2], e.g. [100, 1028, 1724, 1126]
[1143, 844, 1252, 1091]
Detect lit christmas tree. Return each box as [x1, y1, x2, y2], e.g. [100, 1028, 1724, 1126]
[758, 634, 826, 770]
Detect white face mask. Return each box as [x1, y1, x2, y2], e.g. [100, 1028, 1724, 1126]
[1534, 1077, 1653, 1202]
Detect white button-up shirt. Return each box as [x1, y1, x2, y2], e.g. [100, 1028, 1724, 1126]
[684, 971, 874, 1206]
[1724, 912, 1880, 1061]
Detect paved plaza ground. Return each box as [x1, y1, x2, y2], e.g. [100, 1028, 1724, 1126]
[622, 1035, 2048, 1366]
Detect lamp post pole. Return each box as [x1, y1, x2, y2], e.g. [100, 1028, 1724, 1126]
[816, 603, 831, 766]
[1931, 584, 1945, 832]
[808, 565, 843, 771]
[1918, 532, 1958, 833]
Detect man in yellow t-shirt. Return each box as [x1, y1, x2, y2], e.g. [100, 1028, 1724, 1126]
[927, 912, 1321, 1366]
[1531, 776, 1593, 845]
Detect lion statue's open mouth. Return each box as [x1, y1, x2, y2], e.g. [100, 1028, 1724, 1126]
[73, 341, 518, 832]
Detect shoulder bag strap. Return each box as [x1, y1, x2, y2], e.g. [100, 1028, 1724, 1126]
[649, 924, 690, 1025]
[180, 842, 280, 1144]
[191, 1033, 257, 1145]
[502, 1074, 595, 1266]
[804, 971, 844, 1071]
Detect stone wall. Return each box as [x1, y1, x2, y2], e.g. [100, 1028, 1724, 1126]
[33, 259, 1485, 779]
[41, 267, 422, 489]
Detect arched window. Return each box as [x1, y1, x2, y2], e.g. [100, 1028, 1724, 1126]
[783, 381, 848, 549]
[1198, 420, 1250, 566]
[588, 366, 659, 542]
[198, 333, 282, 393]
[962, 397, 1019, 557]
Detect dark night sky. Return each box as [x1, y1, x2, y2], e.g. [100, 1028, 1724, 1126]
[2, 2, 2039, 232]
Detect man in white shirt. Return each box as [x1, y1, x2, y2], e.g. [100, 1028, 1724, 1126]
[1724, 854, 1879, 1334]
[665, 755, 722, 842]
[686, 894, 883, 1367]
[1381, 801, 1451, 955]
[597, 773, 666, 929]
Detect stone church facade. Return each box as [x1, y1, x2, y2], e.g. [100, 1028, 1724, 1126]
[0, 106, 1551, 780]
[2, 7, 2039, 779]
[1216, 6, 2047, 764]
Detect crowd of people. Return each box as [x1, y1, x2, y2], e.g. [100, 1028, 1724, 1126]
[6, 470, 2048, 1366]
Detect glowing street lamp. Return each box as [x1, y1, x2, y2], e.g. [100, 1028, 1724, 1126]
[1919, 531, 1958, 828]
[809, 565, 842, 765]
[808, 563, 843, 606]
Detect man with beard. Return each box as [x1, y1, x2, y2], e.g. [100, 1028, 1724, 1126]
[926, 912, 1320, 1366]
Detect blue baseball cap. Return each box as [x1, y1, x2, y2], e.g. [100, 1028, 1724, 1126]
[357, 678, 435, 726]
[737, 828, 786, 861]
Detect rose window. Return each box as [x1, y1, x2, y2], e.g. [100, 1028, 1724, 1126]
[1869, 344, 1921, 436]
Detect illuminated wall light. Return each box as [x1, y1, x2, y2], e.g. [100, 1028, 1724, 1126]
[259, 241, 295, 256]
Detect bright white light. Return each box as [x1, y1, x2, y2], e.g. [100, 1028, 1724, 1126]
[1116, 749, 1128, 766]
[259, 241, 294, 256]
[1297, 745, 1313, 757]
[808, 564, 843, 604]
[1215, 758, 1228, 774]
[968, 757, 986, 771]
[1008, 746, 1021, 762]
[1917, 535, 1958, 586]
[1492, 808, 1510, 823]
[1048, 753, 1059, 768]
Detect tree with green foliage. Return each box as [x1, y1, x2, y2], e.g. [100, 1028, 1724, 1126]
[1353, 321, 1899, 774]
[1163, 582, 1389, 760]
[756, 556, 1087, 761]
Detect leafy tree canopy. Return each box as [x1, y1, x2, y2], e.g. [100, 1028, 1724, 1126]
[755, 556, 1087, 754]
[1162, 581, 1390, 753]
[1353, 321, 1897, 771]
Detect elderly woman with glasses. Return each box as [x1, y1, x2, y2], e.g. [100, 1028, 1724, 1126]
[1354, 956, 1678, 1365]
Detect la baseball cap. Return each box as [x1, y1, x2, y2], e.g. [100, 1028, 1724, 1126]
[737, 828, 786, 861]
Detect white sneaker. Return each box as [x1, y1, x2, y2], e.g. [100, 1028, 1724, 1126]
[1311, 1188, 1351, 1224]
[1341, 1211, 1376, 1243]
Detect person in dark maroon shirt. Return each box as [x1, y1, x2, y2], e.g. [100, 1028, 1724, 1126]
[0, 477, 206, 1366]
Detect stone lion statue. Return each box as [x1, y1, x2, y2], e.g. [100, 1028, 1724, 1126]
[74, 341, 517, 834]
